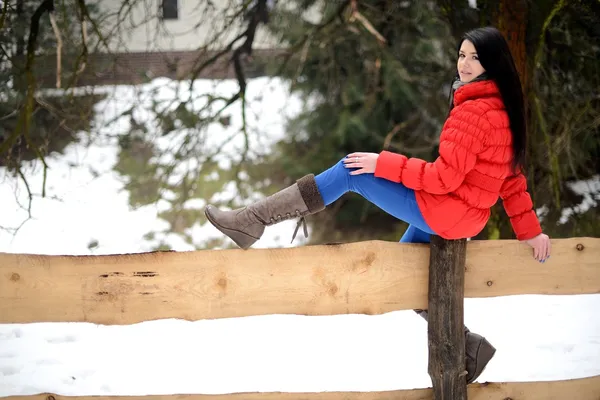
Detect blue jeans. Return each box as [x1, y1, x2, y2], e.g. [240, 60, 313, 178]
[314, 158, 435, 244]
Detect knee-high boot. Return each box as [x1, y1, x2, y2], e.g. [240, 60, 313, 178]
[414, 309, 496, 384]
[205, 174, 325, 249]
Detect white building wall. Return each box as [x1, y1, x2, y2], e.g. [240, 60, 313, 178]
[92, 0, 320, 53]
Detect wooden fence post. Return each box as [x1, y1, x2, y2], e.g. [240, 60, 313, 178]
[427, 236, 468, 400]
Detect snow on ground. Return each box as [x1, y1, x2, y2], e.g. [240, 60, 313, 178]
[0, 295, 598, 396]
[0, 77, 599, 397]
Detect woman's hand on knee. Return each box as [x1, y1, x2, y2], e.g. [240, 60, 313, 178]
[344, 152, 379, 175]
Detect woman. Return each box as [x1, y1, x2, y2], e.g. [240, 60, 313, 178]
[205, 27, 551, 383]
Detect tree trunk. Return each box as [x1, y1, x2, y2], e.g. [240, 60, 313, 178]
[12, 0, 26, 93]
[487, 0, 530, 240]
[16, 0, 25, 56]
[493, 0, 529, 92]
[427, 236, 468, 400]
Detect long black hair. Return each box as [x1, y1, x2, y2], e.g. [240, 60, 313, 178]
[455, 26, 527, 174]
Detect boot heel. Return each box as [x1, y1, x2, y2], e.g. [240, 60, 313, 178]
[469, 337, 496, 383]
[205, 207, 260, 249]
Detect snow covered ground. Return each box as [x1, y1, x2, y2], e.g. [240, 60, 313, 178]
[0, 77, 599, 397]
[1, 296, 598, 396]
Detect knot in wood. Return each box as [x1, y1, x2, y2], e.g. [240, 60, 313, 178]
[576, 243, 584, 251]
[486, 280, 493, 286]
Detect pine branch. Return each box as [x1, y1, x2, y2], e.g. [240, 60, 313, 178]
[273, 0, 351, 79]
[349, 0, 386, 44]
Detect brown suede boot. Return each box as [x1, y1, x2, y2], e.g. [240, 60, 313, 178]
[204, 174, 325, 249]
[414, 309, 496, 384]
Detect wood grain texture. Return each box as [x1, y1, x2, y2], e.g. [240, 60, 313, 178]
[1, 238, 598, 325]
[427, 237, 467, 400]
[4, 375, 600, 400]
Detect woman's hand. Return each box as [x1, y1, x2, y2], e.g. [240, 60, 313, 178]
[524, 233, 551, 262]
[344, 152, 379, 175]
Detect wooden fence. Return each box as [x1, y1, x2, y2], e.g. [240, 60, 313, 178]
[1, 237, 599, 399]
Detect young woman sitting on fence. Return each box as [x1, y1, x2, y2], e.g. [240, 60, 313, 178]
[205, 26, 552, 384]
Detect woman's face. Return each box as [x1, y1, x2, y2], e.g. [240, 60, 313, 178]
[457, 40, 485, 82]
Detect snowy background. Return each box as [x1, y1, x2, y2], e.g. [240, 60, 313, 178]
[1, 77, 599, 397]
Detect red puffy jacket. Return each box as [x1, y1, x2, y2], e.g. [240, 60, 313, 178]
[374, 79, 542, 241]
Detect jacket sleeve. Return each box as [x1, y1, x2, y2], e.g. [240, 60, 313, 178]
[499, 173, 542, 241]
[374, 109, 486, 194]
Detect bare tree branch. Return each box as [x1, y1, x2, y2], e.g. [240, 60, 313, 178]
[76, 0, 88, 75]
[49, 11, 62, 88]
[182, 0, 272, 141]
[187, 30, 248, 87]
[77, 0, 112, 53]
[16, 165, 33, 217]
[61, 0, 90, 89]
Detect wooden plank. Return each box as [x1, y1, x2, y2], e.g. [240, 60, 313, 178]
[3, 375, 600, 400]
[0, 237, 598, 325]
[427, 237, 467, 399]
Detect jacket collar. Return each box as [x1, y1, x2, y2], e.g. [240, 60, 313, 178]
[453, 79, 501, 107]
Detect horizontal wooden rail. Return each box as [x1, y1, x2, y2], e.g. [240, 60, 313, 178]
[3, 375, 600, 400]
[1, 237, 598, 325]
